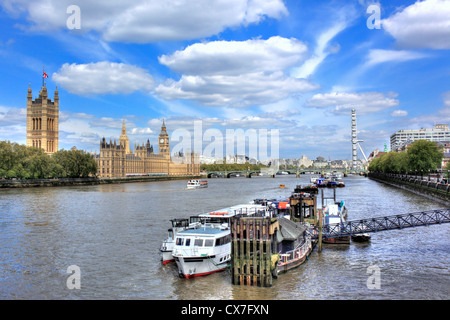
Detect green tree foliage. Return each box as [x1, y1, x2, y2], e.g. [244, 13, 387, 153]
[52, 149, 98, 178]
[406, 140, 443, 174]
[0, 141, 97, 179]
[368, 140, 444, 174]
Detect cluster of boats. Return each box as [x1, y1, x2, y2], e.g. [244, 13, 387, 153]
[311, 172, 345, 188]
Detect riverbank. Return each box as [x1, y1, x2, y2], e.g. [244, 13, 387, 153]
[368, 172, 450, 206]
[0, 175, 201, 188]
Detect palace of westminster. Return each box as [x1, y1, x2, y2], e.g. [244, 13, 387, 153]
[26, 82, 200, 178]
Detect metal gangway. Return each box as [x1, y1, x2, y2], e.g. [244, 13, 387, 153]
[312, 208, 450, 240]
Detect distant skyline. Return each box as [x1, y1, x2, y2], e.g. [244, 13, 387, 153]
[0, 0, 449, 160]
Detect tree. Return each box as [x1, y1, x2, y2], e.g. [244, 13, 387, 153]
[368, 156, 381, 172]
[53, 149, 97, 178]
[407, 140, 443, 174]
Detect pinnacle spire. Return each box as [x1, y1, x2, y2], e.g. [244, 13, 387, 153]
[121, 118, 127, 136]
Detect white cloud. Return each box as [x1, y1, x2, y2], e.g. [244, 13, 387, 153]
[156, 37, 318, 107]
[306, 91, 399, 114]
[52, 62, 155, 95]
[291, 21, 347, 78]
[2, 0, 287, 43]
[0, 106, 26, 126]
[130, 127, 153, 135]
[366, 49, 429, 66]
[390, 109, 408, 117]
[159, 36, 307, 76]
[382, 0, 450, 49]
[0, 106, 26, 143]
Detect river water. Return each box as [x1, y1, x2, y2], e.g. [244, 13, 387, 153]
[0, 175, 448, 300]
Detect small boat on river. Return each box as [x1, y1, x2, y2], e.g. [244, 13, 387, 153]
[187, 179, 208, 189]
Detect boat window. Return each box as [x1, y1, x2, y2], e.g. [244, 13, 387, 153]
[176, 238, 184, 246]
[194, 239, 203, 247]
[215, 235, 232, 246]
[204, 239, 214, 247]
[185, 238, 191, 246]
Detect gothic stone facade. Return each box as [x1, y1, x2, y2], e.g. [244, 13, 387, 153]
[95, 120, 200, 178]
[26, 84, 59, 154]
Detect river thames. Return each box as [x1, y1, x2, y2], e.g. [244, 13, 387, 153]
[0, 174, 448, 299]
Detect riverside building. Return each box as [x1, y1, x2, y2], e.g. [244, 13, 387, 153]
[94, 119, 200, 178]
[390, 124, 450, 151]
[26, 82, 59, 154]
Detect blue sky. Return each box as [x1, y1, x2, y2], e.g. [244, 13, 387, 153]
[0, 0, 449, 160]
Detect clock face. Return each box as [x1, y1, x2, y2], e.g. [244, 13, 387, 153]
[160, 138, 164, 143]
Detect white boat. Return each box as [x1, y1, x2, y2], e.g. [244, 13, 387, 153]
[187, 179, 208, 189]
[172, 203, 268, 278]
[172, 226, 232, 278]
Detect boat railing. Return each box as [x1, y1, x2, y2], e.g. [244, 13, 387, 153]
[234, 209, 269, 218]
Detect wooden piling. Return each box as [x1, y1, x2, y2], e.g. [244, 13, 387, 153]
[231, 216, 277, 287]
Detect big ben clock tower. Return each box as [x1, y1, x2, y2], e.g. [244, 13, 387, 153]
[158, 119, 170, 157]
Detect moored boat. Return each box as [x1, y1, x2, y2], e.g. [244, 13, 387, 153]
[294, 184, 318, 194]
[336, 178, 345, 187]
[172, 203, 268, 278]
[326, 180, 337, 188]
[274, 218, 313, 275]
[160, 218, 193, 264]
[315, 178, 327, 187]
[351, 233, 371, 242]
[322, 200, 350, 244]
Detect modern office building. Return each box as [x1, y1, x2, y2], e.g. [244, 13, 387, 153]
[390, 124, 450, 151]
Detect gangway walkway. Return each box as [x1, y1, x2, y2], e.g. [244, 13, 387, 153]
[311, 208, 450, 240]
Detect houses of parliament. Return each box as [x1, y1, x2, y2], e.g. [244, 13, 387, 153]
[26, 81, 200, 178]
[95, 119, 200, 178]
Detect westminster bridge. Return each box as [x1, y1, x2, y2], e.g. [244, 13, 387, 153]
[205, 168, 367, 178]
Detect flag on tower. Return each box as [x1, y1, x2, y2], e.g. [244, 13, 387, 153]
[43, 71, 48, 79]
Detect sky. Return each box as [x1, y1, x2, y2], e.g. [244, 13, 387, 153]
[0, 0, 449, 161]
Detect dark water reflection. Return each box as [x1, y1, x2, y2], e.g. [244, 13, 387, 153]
[0, 175, 448, 299]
